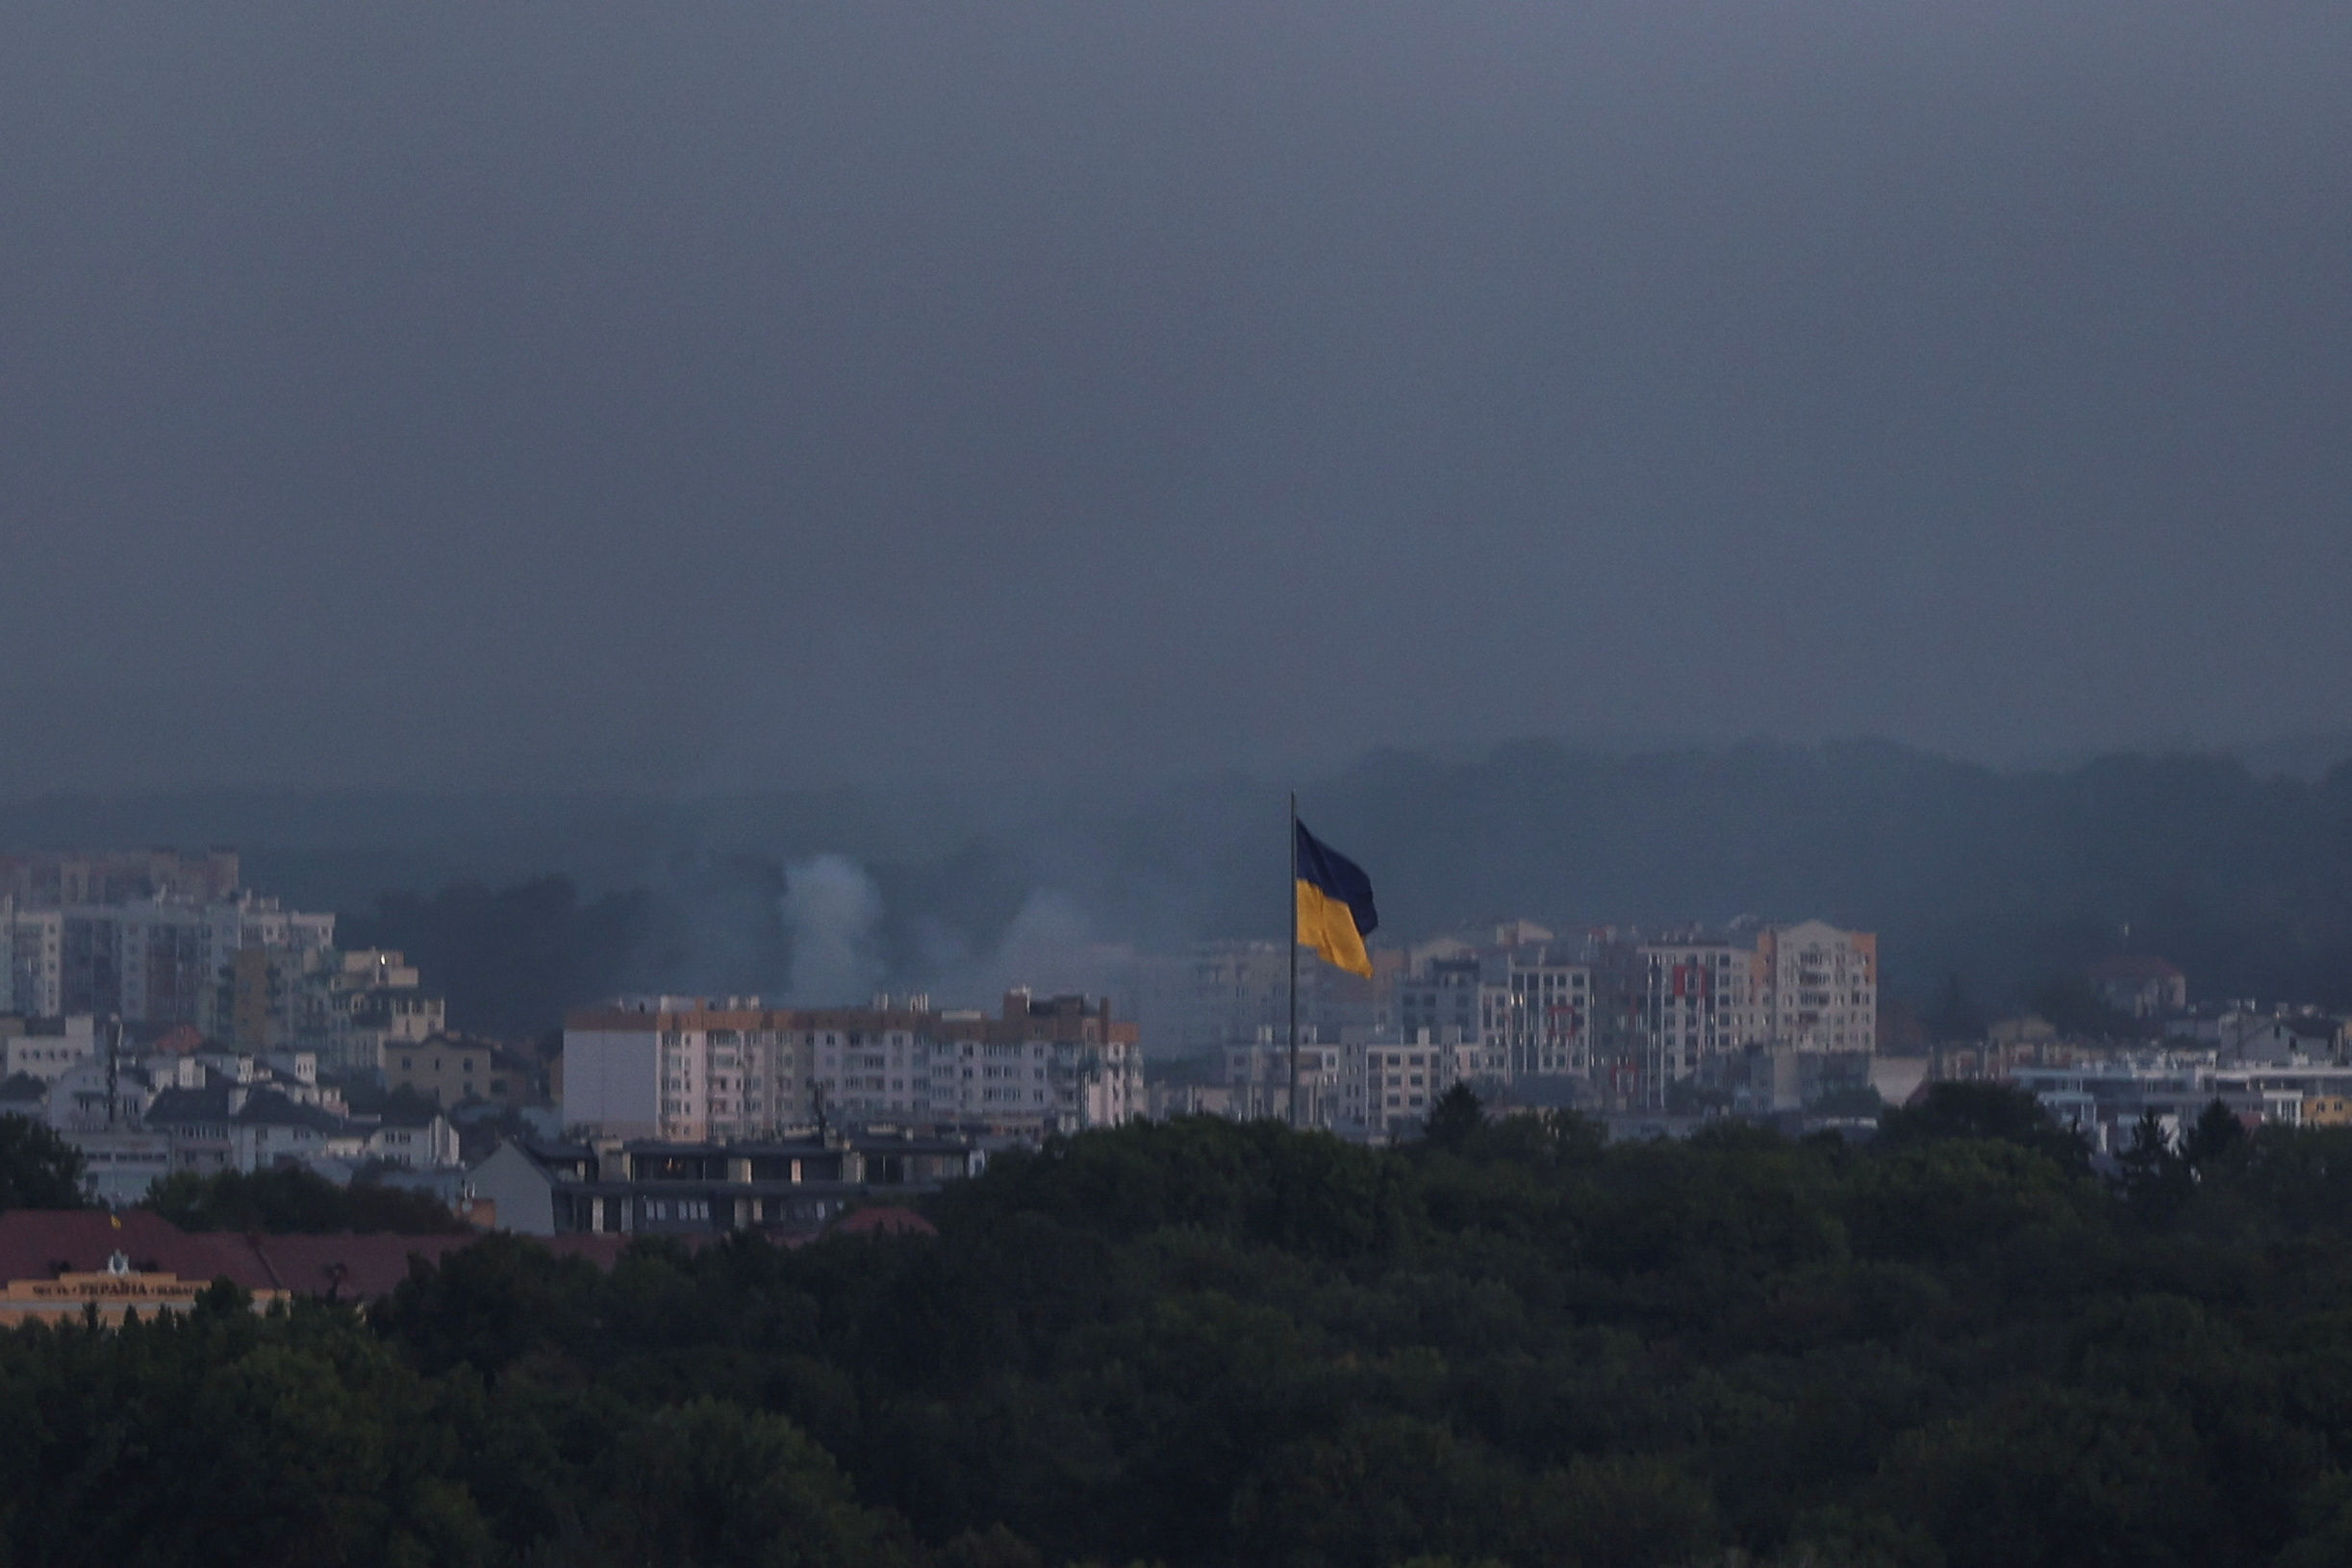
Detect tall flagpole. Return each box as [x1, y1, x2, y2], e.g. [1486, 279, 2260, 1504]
[1287, 791, 1300, 1128]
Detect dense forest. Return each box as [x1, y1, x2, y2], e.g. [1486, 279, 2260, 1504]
[9, 1090, 2352, 1564]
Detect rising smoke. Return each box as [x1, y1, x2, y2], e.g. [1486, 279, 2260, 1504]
[779, 853, 885, 1003]
[774, 853, 1137, 1010]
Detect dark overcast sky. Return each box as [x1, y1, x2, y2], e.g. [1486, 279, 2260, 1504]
[3, 2, 2347, 795]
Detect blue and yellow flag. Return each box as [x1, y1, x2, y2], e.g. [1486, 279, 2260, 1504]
[1295, 819, 1378, 978]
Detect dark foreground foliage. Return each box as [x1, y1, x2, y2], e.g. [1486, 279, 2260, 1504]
[14, 1091, 2352, 1565]
[145, 1166, 472, 1234]
[0, 1114, 89, 1211]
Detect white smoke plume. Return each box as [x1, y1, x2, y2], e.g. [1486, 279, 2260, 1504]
[781, 853, 884, 1003]
[919, 889, 1140, 1010]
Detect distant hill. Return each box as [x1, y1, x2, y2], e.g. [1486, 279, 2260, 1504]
[8, 740, 2351, 1034]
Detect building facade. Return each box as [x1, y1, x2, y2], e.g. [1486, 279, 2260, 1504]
[563, 989, 1143, 1141]
[0, 892, 335, 1037]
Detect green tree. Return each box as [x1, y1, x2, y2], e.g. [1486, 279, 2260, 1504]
[0, 1112, 89, 1209]
[2112, 1109, 2191, 1224]
[2182, 1099, 2248, 1170]
[1879, 1081, 2091, 1176]
[1423, 1083, 1485, 1153]
[146, 1167, 468, 1233]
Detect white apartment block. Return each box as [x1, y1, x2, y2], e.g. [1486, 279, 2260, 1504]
[564, 990, 1143, 1142]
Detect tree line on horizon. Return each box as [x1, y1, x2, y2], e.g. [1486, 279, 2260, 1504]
[322, 743, 2352, 1041]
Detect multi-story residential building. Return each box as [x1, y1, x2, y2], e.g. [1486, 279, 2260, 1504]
[1635, 934, 1767, 1084]
[3, 1014, 96, 1083]
[382, 1033, 496, 1107]
[3, 908, 62, 1019]
[325, 949, 445, 1075]
[562, 989, 1143, 1142]
[1223, 1035, 1353, 1125]
[1504, 948, 1595, 1077]
[1389, 918, 1877, 1111]
[1158, 940, 1399, 1056]
[1756, 921, 1877, 1052]
[0, 891, 334, 1036]
[225, 943, 343, 1052]
[1362, 1037, 1476, 1133]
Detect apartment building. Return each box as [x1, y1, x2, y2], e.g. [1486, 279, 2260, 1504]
[2, 1014, 97, 1083]
[1505, 948, 1596, 1076]
[329, 950, 446, 1075]
[562, 989, 1144, 1141]
[1755, 921, 1877, 1051]
[0, 849, 242, 908]
[1362, 1038, 1477, 1132]
[1387, 919, 1878, 1110]
[1224, 1036, 1352, 1125]
[1637, 935, 1766, 1083]
[0, 892, 334, 1035]
[1157, 940, 1399, 1055]
[381, 1032, 536, 1109]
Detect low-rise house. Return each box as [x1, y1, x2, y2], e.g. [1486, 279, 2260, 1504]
[143, 1076, 458, 1176]
[44, 1056, 158, 1131]
[143, 1082, 237, 1173]
[367, 1111, 461, 1169]
[231, 1089, 366, 1170]
[2009, 1055, 2352, 1151]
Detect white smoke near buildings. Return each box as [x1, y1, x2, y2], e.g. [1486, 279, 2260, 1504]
[780, 854, 884, 1003]
[919, 889, 1139, 1009]
[779, 851, 1144, 1018]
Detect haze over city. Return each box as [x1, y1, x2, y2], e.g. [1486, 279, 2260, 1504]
[10, 9, 2352, 1565]
[5, 1, 2350, 797]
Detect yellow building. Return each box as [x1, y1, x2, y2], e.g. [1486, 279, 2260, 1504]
[2305, 1094, 2352, 1127]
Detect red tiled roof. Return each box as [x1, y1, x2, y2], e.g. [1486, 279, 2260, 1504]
[0, 1210, 274, 1292]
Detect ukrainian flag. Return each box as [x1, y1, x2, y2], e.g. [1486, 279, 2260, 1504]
[1295, 819, 1378, 978]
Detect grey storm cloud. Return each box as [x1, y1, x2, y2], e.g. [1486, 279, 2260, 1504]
[2, 1, 2348, 795]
